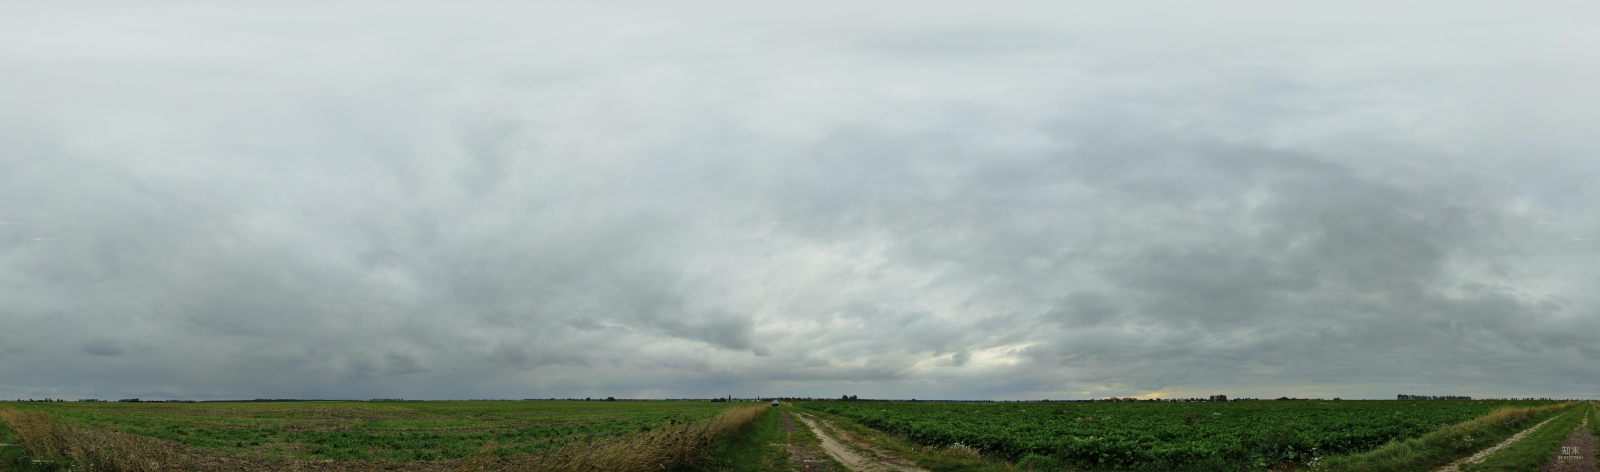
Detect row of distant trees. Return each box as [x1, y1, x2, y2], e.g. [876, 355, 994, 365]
[9, 398, 132, 402]
[1397, 395, 1471, 400]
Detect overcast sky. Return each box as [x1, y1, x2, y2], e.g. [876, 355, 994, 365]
[2, 1, 1598, 401]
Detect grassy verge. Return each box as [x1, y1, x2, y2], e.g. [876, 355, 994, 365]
[1, 404, 159, 471]
[1588, 402, 1600, 440]
[795, 406, 1019, 472]
[522, 404, 771, 471]
[1460, 405, 1586, 472]
[1316, 402, 1575, 472]
[1, 411, 63, 472]
[695, 406, 790, 471]
[1560, 402, 1600, 465]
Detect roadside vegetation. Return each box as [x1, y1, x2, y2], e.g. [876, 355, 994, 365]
[1, 412, 51, 471]
[795, 406, 1019, 472]
[1458, 403, 1587, 472]
[692, 405, 790, 471]
[529, 404, 769, 471]
[778, 407, 848, 471]
[1314, 402, 1573, 472]
[1589, 401, 1600, 441]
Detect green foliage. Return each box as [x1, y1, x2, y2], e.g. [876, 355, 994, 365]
[1304, 402, 1571, 472]
[692, 407, 788, 471]
[796, 400, 1563, 472]
[1588, 402, 1600, 440]
[796, 408, 1016, 472]
[7, 400, 735, 463]
[1014, 453, 1062, 471]
[1461, 406, 1586, 472]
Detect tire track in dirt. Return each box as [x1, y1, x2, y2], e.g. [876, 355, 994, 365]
[1434, 415, 1565, 472]
[791, 412, 925, 472]
[782, 411, 843, 472]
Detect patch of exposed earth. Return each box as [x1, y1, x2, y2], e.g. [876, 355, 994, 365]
[784, 411, 843, 472]
[791, 412, 925, 472]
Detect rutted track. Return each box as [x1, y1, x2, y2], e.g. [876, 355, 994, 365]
[792, 412, 926, 472]
[1537, 417, 1598, 472]
[1433, 414, 1564, 472]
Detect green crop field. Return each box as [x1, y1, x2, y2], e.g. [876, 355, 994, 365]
[5, 400, 738, 463]
[797, 400, 1566, 471]
[3, 399, 1582, 471]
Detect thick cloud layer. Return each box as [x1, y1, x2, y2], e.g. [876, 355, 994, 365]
[2, 1, 1599, 400]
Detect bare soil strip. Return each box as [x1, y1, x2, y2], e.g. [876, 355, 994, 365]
[1537, 418, 1598, 472]
[783, 412, 843, 472]
[1434, 415, 1564, 472]
[792, 413, 926, 472]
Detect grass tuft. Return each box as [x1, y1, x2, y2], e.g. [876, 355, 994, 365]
[943, 443, 982, 460]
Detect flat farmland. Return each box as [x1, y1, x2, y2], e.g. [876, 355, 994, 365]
[798, 400, 1570, 471]
[2, 400, 746, 468]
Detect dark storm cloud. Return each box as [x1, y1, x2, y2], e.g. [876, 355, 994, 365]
[2, 1, 1599, 401]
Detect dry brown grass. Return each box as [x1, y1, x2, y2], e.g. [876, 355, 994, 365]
[1, 403, 770, 472]
[1, 404, 202, 471]
[519, 404, 768, 472]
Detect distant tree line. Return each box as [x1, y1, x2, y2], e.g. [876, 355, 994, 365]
[1397, 395, 1471, 400]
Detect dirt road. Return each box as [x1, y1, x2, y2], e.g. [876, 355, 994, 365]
[783, 411, 843, 472]
[1537, 418, 1598, 472]
[791, 412, 926, 472]
[1433, 415, 1565, 472]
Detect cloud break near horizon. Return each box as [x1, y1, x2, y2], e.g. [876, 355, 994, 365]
[2, 1, 1600, 401]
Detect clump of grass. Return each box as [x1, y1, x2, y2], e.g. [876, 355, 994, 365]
[1014, 453, 1062, 471]
[943, 443, 982, 460]
[1316, 402, 1574, 472]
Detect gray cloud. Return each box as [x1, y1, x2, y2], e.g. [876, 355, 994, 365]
[2, 1, 1599, 401]
[80, 341, 124, 357]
